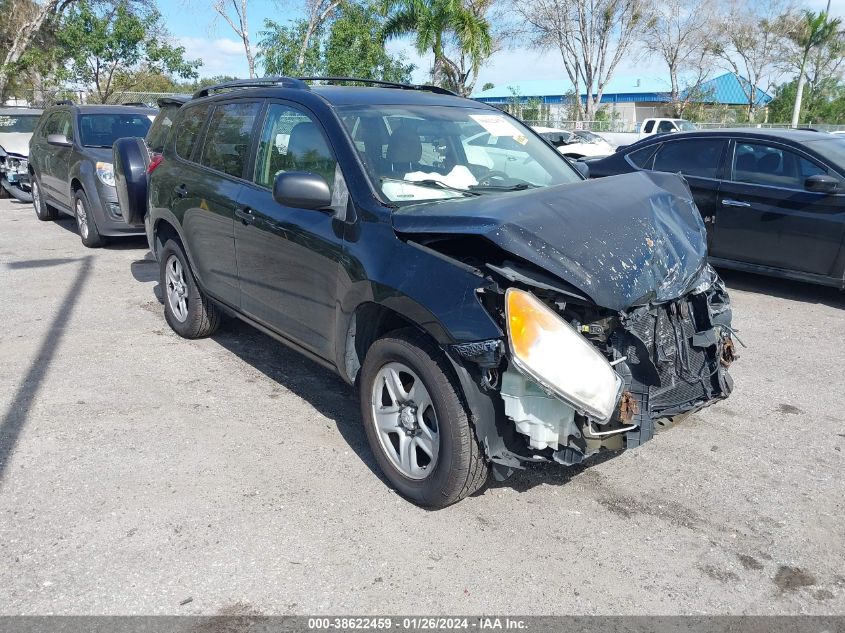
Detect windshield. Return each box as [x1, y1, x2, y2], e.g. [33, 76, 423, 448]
[806, 138, 845, 172]
[0, 114, 40, 134]
[338, 105, 581, 203]
[675, 120, 697, 132]
[79, 113, 152, 148]
[573, 130, 604, 143]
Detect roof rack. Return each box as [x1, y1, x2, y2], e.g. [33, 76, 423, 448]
[55, 99, 74, 106]
[298, 76, 457, 96]
[193, 76, 309, 99]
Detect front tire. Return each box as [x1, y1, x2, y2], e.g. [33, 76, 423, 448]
[73, 189, 106, 248]
[360, 329, 489, 507]
[32, 177, 57, 221]
[159, 239, 221, 339]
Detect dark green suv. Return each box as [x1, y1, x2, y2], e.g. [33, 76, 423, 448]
[28, 103, 155, 247]
[134, 77, 737, 507]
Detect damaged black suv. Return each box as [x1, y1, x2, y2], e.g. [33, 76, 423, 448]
[135, 77, 737, 507]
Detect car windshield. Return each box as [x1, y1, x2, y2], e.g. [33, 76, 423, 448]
[79, 113, 152, 147]
[0, 114, 40, 134]
[338, 105, 581, 203]
[675, 120, 697, 131]
[805, 138, 845, 171]
[574, 130, 603, 143]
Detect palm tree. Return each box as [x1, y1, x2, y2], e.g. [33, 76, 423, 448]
[381, 0, 492, 95]
[789, 10, 842, 127]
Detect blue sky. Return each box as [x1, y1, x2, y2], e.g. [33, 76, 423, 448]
[159, 0, 845, 89]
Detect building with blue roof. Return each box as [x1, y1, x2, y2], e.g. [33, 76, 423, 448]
[471, 72, 772, 127]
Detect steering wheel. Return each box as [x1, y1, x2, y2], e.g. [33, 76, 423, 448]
[477, 170, 511, 186]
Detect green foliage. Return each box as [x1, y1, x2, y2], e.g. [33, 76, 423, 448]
[769, 78, 845, 124]
[380, 0, 492, 94]
[259, 3, 413, 82]
[60, 1, 200, 103]
[260, 19, 323, 76]
[481, 82, 494, 90]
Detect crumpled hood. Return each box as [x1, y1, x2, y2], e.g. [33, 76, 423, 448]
[391, 171, 708, 311]
[0, 133, 32, 157]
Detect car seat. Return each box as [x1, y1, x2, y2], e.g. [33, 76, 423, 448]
[385, 124, 423, 176]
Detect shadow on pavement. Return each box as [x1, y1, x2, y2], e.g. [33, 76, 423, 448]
[0, 256, 93, 485]
[130, 252, 158, 283]
[211, 321, 385, 483]
[6, 257, 81, 269]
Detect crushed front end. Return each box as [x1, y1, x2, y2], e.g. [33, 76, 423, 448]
[454, 264, 737, 476]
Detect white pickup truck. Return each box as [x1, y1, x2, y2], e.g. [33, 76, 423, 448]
[637, 118, 697, 137]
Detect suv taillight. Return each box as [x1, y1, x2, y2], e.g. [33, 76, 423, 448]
[147, 153, 163, 174]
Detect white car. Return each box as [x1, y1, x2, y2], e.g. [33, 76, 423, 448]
[0, 106, 42, 202]
[463, 131, 552, 184]
[532, 126, 615, 159]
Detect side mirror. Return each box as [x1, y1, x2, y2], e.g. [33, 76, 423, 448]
[571, 160, 589, 178]
[805, 174, 839, 194]
[47, 133, 71, 147]
[273, 171, 332, 210]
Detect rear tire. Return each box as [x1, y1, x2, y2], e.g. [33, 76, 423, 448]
[32, 177, 57, 221]
[73, 189, 106, 248]
[360, 328, 489, 507]
[159, 239, 221, 338]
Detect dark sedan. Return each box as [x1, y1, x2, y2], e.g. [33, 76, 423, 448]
[585, 129, 845, 288]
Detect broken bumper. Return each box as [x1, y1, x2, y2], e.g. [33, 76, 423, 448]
[453, 269, 736, 476]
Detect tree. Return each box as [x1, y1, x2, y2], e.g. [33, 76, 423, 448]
[642, 0, 722, 117]
[211, 0, 256, 78]
[298, 0, 345, 71]
[60, 1, 200, 103]
[768, 77, 845, 124]
[481, 82, 494, 90]
[713, 0, 793, 122]
[784, 10, 842, 127]
[259, 2, 414, 82]
[380, 0, 493, 95]
[515, 0, 646, 120]
[0, 0, 80, 101]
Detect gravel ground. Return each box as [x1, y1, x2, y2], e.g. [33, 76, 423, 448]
[0, 196, 843, 616]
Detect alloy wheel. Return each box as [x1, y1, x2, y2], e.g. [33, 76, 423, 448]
[32, 181, 41, 212]
[75, 198, 89, 239]
[165, 254, 189, 323]
[371, 362, 439, 480]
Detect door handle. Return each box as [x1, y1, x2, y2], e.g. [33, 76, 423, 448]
[721, 198, 751, 208]
[506, 156, 517, 162]
[174, 184, 188, 198]
[235, 207, 255, 225]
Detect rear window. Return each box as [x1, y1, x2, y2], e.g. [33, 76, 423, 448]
[146, 104, 181, 153]
[0, 114, 40, 133]
[199, 101, 260, 178]
[627, 144, 659, 169]
[79, 113, 152, 148]
[174, 105, 210, 160]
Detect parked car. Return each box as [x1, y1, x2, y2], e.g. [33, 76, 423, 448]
[532, 126, 614, 158]
[585, 129, 845, 287]
[121, 77, 736, 507]
[28, 102, 155, 247]
[113, 95, 190, 227]
[0, 106, 42, 202]
[637, 118, 697, 138]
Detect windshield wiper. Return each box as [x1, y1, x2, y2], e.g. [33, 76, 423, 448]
[381, 177, 481, 197]
[469, 182, 538, 192]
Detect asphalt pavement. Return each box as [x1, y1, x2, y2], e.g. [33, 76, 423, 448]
[0, 196, 843, 615]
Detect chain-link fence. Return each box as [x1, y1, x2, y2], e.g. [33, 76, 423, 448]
[3, 89, 186, 109]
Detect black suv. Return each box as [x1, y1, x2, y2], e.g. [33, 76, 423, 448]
[28, 103, 155, 247]
[132, 77, 737, 507]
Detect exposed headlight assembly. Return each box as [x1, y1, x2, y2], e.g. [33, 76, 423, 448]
[96, 161, 115, 187]
[505, 287, 622, 421]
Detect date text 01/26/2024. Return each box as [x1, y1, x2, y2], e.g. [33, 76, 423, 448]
[307, 617, 528, 630]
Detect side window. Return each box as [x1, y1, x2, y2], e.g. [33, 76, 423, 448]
[652, 139, 725, 178]
[200, 101, 261, 178]
[627, 144, 659, 169]
[253, 103, 337, 190]
[146, 104, 180, 153]
[174, 105, 210, 161]
[41, 113, 61, 137]
[732, 142, 825, 189]
[643, 120, 655, 134]
[656, 120, 675, 133]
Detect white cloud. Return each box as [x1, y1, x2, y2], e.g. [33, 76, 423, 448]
[177, 36, 250, 78]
